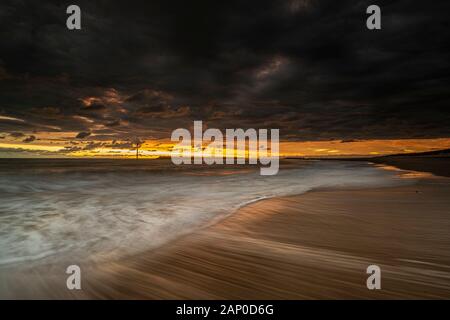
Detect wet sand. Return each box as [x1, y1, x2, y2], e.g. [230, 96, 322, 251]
[3, 168, 450, 299]
[372, 156, 450, 178]
[9, 177, 446, 299]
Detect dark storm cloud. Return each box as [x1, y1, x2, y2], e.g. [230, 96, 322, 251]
[22, 135, 36, 143]
[0, 0, 449, 140]
[9, 132, 25, 138]
[75, 131, 91, 139]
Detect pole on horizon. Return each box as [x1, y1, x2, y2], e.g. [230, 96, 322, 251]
[132, 137, 142, 160]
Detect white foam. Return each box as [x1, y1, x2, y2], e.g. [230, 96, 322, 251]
[0, 161, 411, 266]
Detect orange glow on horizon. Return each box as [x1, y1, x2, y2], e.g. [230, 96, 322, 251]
[0, 136, 449, 158]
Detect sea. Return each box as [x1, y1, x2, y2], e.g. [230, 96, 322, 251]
[0, 158, 412, 267]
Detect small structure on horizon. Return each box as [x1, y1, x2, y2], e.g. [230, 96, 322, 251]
[132, 137, 143, 160]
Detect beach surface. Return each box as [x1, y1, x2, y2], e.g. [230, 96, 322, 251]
[2, 159, 450, 299]
[5, 175, 450, 299]
[88, 181, 450, 299]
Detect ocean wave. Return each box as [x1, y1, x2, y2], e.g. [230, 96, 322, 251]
[0, 160, 411, 266]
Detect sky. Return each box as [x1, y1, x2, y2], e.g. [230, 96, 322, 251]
[0, 0, 450, 157]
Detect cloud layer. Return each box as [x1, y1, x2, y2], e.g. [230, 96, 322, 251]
[0, 0, 449, 143]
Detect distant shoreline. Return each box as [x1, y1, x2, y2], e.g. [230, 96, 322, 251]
[286, 156, 450, 178]
[287, 148, 450, 178]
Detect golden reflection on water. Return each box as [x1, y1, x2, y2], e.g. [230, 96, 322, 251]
[373, 163, 435, 179]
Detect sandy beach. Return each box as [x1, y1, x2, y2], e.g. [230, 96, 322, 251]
[4, 162, 450, 299]
[85, 180, 450, 299]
